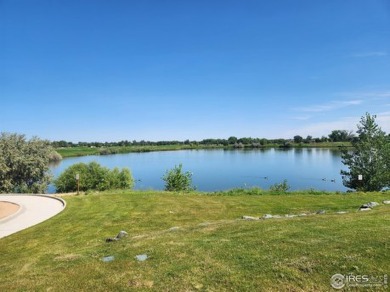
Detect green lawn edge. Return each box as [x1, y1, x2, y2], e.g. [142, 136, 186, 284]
[0, 190, 388, 291]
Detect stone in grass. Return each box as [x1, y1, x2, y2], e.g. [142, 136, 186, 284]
[135, 254, 148, 262]
[383, 200, 390, 205]
[105, 237, 118, 242]
[359, 202, 379, 211]
[361, 202, 379, 209]
[168, 226, 180, 231]
[106, 230, 128, 242]
[242, 216, 259, 221]
[102, 255, 115, 262]
[262, 214, 273, 219]
[285, 214, 297, 218]
[336, 211, 348, 214]
[116, 230, 128, 239]
[316, 210, 326, 215]
[298, 213, 307, 217]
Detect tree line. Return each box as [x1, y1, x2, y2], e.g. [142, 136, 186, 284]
[52, 129, 360, 149]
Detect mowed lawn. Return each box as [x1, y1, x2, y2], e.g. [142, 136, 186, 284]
[0, 191, 389, 291]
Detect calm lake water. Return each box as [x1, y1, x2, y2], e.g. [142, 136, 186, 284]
[49, 148, 349, 193]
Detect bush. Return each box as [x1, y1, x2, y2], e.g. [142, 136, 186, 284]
[0, 133, 53, 193]
[269, 179, 290, 193]
[54, 162, 134, 193]
[162, 164, 195, 192]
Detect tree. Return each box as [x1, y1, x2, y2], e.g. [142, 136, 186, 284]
[293, 135, 303, 143]
[0, 133, 54, 193]
[304, 135, 312, 143]
[328, 130, 354, 142]
[162, 164, 195, 192]
[340, 113, 389, 191]
[54, 162, 134, 193]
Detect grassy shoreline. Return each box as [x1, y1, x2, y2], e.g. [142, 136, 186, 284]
[56, 142, 351, 158]
[0, 190, 388, 291]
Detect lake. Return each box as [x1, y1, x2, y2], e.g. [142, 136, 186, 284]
[49, 148, 349, 193]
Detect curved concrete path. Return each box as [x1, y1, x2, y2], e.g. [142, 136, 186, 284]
[0, 195, 66, 239]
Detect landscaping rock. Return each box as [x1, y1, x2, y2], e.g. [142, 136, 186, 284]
[285, 214, 297, 218]
[116, 230, 128, 239]
[383, 200, 390, 205]
[360, 202, 379, 210]
[102, 256, 115, 262]
[106, 230, 128, 242]
[168, 226, 180, 231]
[359, 207, 372, 211]
[367, 202, 380, 208]
[105, 237, 118, 242]
[262, 214, 273, 219]
[242, 216, 258, 221]
[135, 254, 148, 262]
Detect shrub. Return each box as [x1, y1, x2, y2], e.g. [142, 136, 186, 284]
[269, 179, 290, 193]
[54, 162, 134, 193]
[162, 164, 195, 192]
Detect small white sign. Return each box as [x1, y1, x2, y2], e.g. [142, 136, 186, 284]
[75, 174, 80, 180]
[358, 174, 363, 181]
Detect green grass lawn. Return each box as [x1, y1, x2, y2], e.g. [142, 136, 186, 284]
[0, 191, 389, 291]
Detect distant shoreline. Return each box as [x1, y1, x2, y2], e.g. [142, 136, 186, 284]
[56, 142, 352, 158]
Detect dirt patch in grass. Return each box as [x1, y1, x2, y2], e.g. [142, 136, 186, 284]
[0, 201, 20, 219]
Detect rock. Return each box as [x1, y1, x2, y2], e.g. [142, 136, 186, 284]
[262, 214, 273, 219]
[367, 202, 379, 208]
[298, 213, 307, 217]
[359, 207, 372, 211]
[360, 202, 379, 210]
[102, 256, 115, 262]
[383, 200, 390, 205]
[242, 216, 258, 221]
[336, 211, 348, 214]
[106, 237, 118, 242]
[135, 254, 148, 262]
[116, 230, 128, 239]
[316, 210, 326, 215]
[285, 214, 297, 218]
[168, 226, 180, 231]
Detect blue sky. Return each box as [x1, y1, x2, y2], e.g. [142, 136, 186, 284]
[1, 0, 390, 142]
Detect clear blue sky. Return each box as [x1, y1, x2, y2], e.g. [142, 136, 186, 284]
[1, 0, 390, 142]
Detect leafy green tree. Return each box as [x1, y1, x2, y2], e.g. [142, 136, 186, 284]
[162, 164, 195, 192]
[340, 113, 389, 191]
[0, 133, 54, 193]
[328, 130, 354, 142]
[54, 162, 134, 193]
[293, 135, 303, 143]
